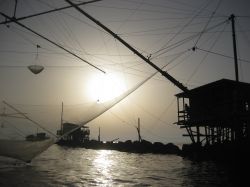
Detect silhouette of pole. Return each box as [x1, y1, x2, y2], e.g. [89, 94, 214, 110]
[0, 12, 105, 74]
[13, 0, 18, 18]
[230, 14, 239, 82]
[136, 118, 142, 142]
[0, 0, 103, 25]
[61, 102, 64, 134]
[65, 0, 188, 93]
[98, 127, 101, 142]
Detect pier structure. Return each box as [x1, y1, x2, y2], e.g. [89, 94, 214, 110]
[176, 79, 250, 145]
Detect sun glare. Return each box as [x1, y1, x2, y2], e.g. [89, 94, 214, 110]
[87, 73, 126, 103]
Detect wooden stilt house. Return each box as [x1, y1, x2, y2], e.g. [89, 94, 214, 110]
[176, 79, 250, 145]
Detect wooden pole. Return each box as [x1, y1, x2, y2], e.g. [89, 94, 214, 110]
[65, 0, 189, 93]
[0, 12, 105, 73]
[230, 14, 239, 82]
[61, 102, 64, 134]
[138, 118, 142, 142]
[98, 127, 100, 142]
[0, 0, 103, 25]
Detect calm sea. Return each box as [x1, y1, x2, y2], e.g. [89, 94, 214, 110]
[0, 145, 241, 186]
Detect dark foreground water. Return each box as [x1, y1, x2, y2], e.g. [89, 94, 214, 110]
[0, 145, 241, 186]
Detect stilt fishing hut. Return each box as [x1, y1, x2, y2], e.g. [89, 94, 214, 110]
[4, 0, 248, 150]
[176, 79, 250, 145]
[175, 15, 250, 146]
[59, 122, 90, 143]
[60, 6, 249, 148]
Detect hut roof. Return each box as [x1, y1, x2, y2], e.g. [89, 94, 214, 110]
[176, 79, 250, 98]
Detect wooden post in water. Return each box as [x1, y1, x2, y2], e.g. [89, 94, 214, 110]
[61, 102, 64, 134]
[137, 118, 142, 142]
[196, 126, 200, 144]
[98, 127, 101, 142]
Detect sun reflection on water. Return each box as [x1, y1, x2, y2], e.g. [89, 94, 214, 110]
[93, 150, 114, 185]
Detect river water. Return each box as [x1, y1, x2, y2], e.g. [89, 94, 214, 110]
[0, 144, 241, 186]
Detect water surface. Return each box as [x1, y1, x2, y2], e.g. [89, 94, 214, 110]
[0, 145, 237, 186]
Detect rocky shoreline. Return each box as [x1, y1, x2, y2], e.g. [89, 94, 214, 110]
[57, 139, 250, 164]
[57, 139, 181, 155]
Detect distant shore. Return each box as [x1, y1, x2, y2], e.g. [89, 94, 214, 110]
[57, 139, 250, 165]
[57, 139, 181, 155]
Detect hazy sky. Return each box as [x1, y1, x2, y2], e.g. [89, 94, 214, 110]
[1, 0, 250, 144]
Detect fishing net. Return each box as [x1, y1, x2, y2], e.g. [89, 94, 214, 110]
[0, 104, 57, 162]
[0, 138, 54, 163]
[0, 69, 158, 162]
[60, 71, 158, 138]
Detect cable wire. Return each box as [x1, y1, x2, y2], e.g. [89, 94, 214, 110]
[187, 21, 228, 83]
[151, 19, 228, 59]
[152, 0, 213, 57]
[194, 0, 222, 47]
[196, 47, 250, 64]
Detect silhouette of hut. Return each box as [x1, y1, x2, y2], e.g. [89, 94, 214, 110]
[61, 123, 90, 143]
[176, 79, 250, 145]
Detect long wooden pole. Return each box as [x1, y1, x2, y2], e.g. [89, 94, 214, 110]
[0, 12, 105, 73]
[65, 0, 188, 93]
[0, 0, 103, 25]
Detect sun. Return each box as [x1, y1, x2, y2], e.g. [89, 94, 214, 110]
[87, 73, 126, 103]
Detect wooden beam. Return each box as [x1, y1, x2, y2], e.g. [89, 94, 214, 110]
[0, 0, 103, 25]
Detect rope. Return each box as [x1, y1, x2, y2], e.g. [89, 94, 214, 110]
[152, 0, 213, 57]
[2, 101, 57, 138]
[194, 0, 222, 47]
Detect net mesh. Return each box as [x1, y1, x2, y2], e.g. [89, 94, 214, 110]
[0, 70, 158, 162]
[0, 103, 57, 162]
[60, 71, 158, 138]
[0, 138, 54, 162]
